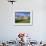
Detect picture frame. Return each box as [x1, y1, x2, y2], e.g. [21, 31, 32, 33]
[14, 10, 33, 26]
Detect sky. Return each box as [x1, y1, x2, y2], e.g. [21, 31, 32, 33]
[15, 12, 30, 16]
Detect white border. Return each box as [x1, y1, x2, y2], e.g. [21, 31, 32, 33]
[14, 10, 33, 26]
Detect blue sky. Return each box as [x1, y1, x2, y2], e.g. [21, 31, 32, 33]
[15, 12, 30, 16]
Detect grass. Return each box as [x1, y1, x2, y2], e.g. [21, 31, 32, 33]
[15, 17, 30, 23]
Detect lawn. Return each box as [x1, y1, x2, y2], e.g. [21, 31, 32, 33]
[15, 17, 30, 23]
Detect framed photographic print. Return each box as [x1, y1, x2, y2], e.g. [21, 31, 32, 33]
[15, 11, 33, 26]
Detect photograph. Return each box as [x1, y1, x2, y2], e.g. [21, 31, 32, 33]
[15, 11, 32, 25]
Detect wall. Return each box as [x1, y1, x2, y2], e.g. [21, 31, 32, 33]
[0, 0, 46, 42]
